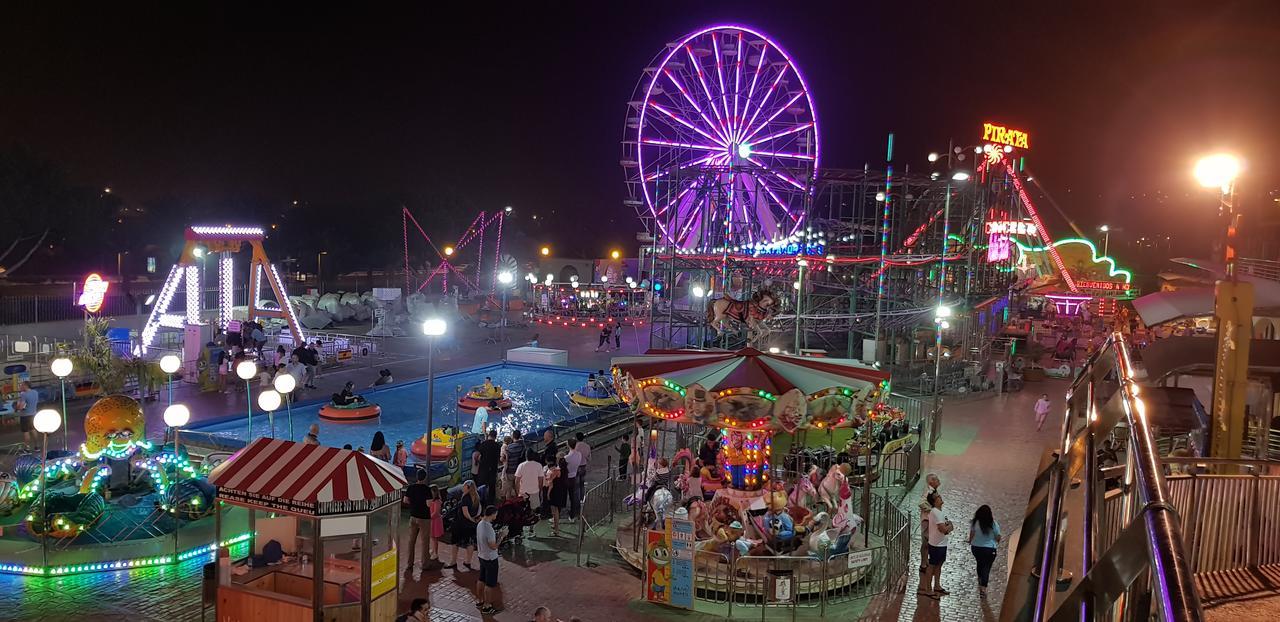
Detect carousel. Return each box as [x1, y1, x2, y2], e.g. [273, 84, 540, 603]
[609, 348, 898, 596]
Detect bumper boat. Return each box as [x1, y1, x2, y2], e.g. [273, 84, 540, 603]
[457, 386, 512, 413]
[318, 401, 381, 422]
[410, 425, 467, 460]
[569, 391, 622, 409]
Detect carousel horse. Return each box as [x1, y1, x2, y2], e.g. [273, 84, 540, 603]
[818, 464, 850, 512]
[648, 486, 674, 529]
[707, 288, 778, 346]
[788, 466, 820, 511]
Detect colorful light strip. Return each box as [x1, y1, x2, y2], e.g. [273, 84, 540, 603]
[1013, 238, 1133, 283]
[0, 532, 250, 577]
[1001, 157, 1077, 292]
[184, 265, 201, 324]
[269, 262, 306, 344]
[219, 254, 234, 329]
[189, 226, 264, 237]
[141, 264, 184, 352]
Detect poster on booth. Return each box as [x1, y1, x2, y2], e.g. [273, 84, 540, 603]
[645, 518, 694, 609]
[370, 548, 397, 597]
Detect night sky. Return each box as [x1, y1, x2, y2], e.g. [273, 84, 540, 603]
[3, 2, 1279, 261]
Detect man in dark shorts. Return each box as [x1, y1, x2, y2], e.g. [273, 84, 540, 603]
[404, 469, 432, 573]
[473, 429, 501, 504]
[474, 505, 502, 615]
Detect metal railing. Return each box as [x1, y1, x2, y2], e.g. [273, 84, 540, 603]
[1015, 331, 1203, 621]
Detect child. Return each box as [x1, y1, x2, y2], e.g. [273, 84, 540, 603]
[428, 485, 444, 561]
[394, 440, 409, 467]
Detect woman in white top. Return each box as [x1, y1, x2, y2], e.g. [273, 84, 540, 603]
[920, 491, 953, 598]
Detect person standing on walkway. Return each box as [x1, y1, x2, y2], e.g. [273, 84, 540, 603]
[595, 323, 612, 352]
[428, 485, 444, 561]
[16, 381, 40, 449]
[540, 430, 557, 466]
[920, 491, 953, 598]
[1035, 394, 1052, 431]
[918, 473, 941, 573]
[474, 429, 502, 504]
[615, 434, 632, 482]
[503, 430, 528, 499]
[445, 480, 481, 571]
[613, 321, 622, 350]
[474, 505, 503, 615]
[514, 454, 543, 536]
[968, 504, 1002, 597]
[404, 469, 432, 574]
[564, 438, 584, 521]
[546, 457, 568, 536]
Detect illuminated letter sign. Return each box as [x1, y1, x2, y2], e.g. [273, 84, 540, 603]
[981, 123, 1031, 150]
[77, 273, 110, 313]
[985, 221, 1036, 236]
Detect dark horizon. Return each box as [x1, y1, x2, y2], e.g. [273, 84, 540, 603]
[3, 2, 1279, 272]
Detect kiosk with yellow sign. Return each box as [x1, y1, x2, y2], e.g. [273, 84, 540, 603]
[209, 438, 406, 621]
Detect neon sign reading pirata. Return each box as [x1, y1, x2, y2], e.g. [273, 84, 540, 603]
[982, 123, 1030, 150]
[77, 273, 110, 313]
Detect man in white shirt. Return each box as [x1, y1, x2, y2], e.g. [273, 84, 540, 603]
[921, 491, 953, 598]
[564, 438, 584, 521]
[514, 456, 543, 535]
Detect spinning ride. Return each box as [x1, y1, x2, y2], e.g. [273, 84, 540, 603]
[624, 25, 819, 250]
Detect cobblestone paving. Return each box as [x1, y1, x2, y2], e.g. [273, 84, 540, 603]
[865, 383, 1066, 621]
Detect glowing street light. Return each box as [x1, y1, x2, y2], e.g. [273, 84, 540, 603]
[444, 246, 455, 256]
[691, 285, 705, 298]
[236, 359, 257, 439]
[540, 246, 550, 256]
[421, 318, 447, 479]
[610, 250, 621, 260]
[163, 403, 191, 481]
[1194, 153, 1241, 191]
[33, 408, 61, 547]
[50, 357, 73, 450]
[159, 354, 181, 407]
[273, 372, 297, 440]
[927, 152, 939, 162]
[951, 171, 971, 182]
[258, 390, 282, 438]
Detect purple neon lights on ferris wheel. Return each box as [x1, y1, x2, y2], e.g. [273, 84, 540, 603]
[629, 24, 819, 250]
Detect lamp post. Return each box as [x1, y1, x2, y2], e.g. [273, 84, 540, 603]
[273, 373, 297, 440]
[159, 354, 181, 407]
[49, 358, 73, 450]
[258, 390, 282, 439]
[931, 305, 953, 452]
[422, 319, 447, 481]
[236, 360, 258, 439]
[1098, 225, 1111, 258]
[163, 404, 190, 485]
[33, 408, 61, 567]
[1195, 153, 1248, 461]
[317, 251, 328, 293]
[498, 271, 514, 343]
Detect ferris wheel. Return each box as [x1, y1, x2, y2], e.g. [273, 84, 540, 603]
[623, 24, 819, 251]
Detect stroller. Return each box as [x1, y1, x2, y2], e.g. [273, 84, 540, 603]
[493, 494, 540, 545]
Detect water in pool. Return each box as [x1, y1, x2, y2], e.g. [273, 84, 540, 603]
[191, 363, 599, 450]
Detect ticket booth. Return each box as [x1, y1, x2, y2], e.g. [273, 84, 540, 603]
[209, 438, 406, 621]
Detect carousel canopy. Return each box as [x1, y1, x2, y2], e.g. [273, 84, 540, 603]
[611, 348, 891, 431]
[209, 438, 407, 516]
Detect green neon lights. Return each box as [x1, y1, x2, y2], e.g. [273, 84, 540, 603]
[1014, 237, 1132, 283]
[0, 532, 250, 577]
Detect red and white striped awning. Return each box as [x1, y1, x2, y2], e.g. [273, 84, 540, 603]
[209, 438, 407, 516]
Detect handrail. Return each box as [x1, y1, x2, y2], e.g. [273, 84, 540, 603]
[1031, 331, 1203, 622]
